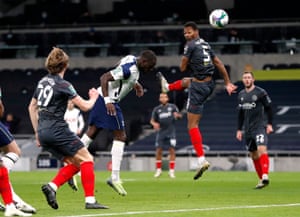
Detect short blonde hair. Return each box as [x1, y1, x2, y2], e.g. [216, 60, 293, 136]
[45, 47, 69, 74]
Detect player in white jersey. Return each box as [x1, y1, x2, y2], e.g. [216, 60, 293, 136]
[64, 100, 85, 136]
[81, 50, 157, 196]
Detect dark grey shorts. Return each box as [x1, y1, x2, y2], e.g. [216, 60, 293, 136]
[38, 125, 84, 161]
[245, 129, 268, 152]
[186, 80, 215, 114]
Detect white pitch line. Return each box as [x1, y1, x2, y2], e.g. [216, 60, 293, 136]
[56, 203, 300, 217]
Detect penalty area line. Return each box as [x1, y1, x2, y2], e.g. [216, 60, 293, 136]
[56, 203, 300, 217]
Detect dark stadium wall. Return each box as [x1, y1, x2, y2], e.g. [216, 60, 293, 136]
[1, 53, 300, 82]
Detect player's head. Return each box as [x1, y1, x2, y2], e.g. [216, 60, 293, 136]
[242, 71, 255, 89]
[183, 21, 199, 41]
[45, 47, 69, 75]
[137, 50, 157, 73]
[159, 92, 169, 105]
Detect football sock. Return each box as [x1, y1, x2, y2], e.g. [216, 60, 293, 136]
[0, 167, 13, 205]
[197, 156, 206, 166]
[169, 161, 175, 170]
[48, 182, 58, 191]
[81, 134, 93, 148]
[169, 80, 184, 91]
[253, 158, 263, 179]
[111, 140, 125, 182]
[80, 161, 95, 197]
[260, 153, 269, 175]
[52, 164, 80, 188]
[85, 196, 96, 204]
[189, 127, 204, 157]
[2, 152, 19, 171]
[1, 152, 27, 204]
[156, 160, 162, 170]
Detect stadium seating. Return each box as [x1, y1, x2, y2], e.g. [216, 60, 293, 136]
[1, 68, 299, 152]
[126, 80, 300, 152]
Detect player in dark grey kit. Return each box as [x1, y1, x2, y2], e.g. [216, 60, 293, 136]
[236, 71, 273, 189]
[28, 47, 108, 210]
[150, 93, 182, 178]
[158, 21, 237, 180]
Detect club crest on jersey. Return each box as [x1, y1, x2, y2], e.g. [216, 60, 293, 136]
[252, 95, 258, 101]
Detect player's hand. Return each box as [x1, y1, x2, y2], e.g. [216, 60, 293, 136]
[152, 122, 160, 130]
[106, 103, 116, 116]
[35, 132, 41, 147]
[236, 130, 242, 141]
[88, 88, 99, 100]
[266, 124, 273, 134]
[134, 83, 144, 97]
[225, 83, 237, 95]
[135, 87, 144, 97]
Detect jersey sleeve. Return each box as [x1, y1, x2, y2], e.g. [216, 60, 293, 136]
[57, 80, 78, 99]
[183, 41, 194, 59]
[173, 104, 179, 113]
[260, 89, 272, 107]
[151, 106, 159, 122]
[110, 55, 137, 80]
[260, 89, 273, 125]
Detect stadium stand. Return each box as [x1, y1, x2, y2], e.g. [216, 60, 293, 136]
[2, 66, 299, 152]
[126, 80, 300, 153]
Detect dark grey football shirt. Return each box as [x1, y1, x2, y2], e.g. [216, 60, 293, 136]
[33, 74, 77, 129]
[151, 103, 179, 139]
[237, 86, 272, 134]
[183, 37, 216, 80]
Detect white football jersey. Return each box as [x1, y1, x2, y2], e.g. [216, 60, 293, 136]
[98, 55, 140, 102]
[64, 107, 85, 134]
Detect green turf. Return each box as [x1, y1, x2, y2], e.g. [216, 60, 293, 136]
[7, 171, 300, 217]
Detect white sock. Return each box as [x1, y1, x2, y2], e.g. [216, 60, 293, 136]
[6, 203, 15, 209]
[197, 156, 205, 166]
[81, 134, 93, 148]
[85, 196, 96, 204]
[48, 182, 58, 191]
[2, 152, 19, 171]
[111, 140, 125, 182]
[11, 189, 24, 205]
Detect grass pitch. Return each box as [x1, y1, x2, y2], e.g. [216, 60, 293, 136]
[7, 171, 300, 217]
